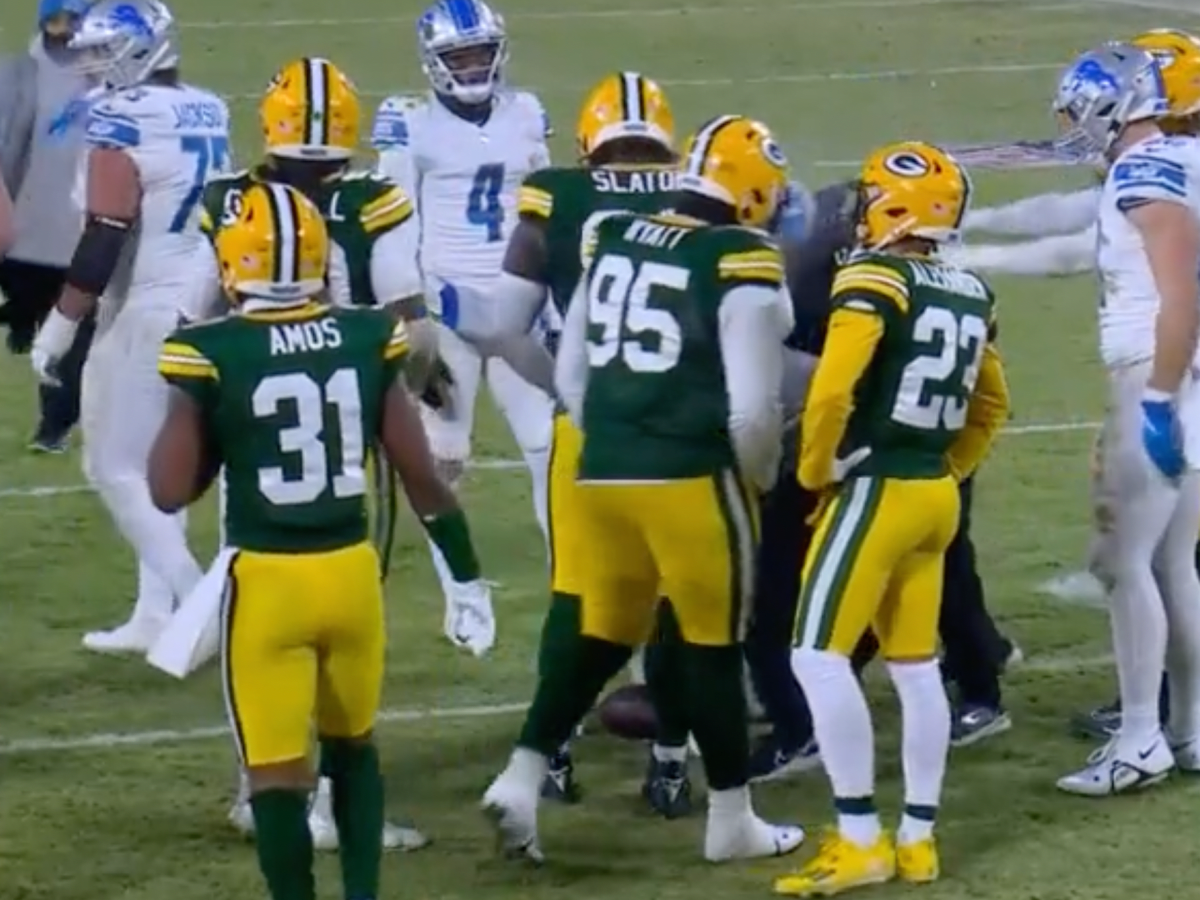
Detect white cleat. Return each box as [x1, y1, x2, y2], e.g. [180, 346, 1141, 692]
[1169, 735, 1200, 773]
[481, 773, 543, 863]
[229, 800, 255, 837]
[1035, 570, 1105, 605]
[445, 579, 496, 658]
[82, 617, 167, 655]
[306, 809, 429, 852]
[1056, 736, 1175, 796]
[704, 814, 805, 862]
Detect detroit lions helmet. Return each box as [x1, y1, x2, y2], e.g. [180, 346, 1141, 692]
[1053, 42, 1170, 158]
[67, 0, 178, 90]
[417, 0, 508, 106]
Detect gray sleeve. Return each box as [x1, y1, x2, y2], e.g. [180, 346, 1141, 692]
[0, 54, 37, 197]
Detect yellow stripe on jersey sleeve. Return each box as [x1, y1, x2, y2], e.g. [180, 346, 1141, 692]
[360, 187, 415, 235]
[517, 184, 554, 219]
[383, 320, 410, 362]
[158, 340, 218, 381]
[717, 248, 784, 286]
[198, 205, 215, 236]
[831, 262, 910, 314]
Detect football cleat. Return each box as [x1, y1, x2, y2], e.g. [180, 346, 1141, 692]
[749, 736, 821, 784]
[82, 616, 167, 655]
[642, 753, 692, 819]
[950, 704, 1012, 748]
[307, 778, 430, 851]
[1056, 736, 1174, 796]
[540, 748, 581, 804]
[482, 773, 544, 864]
[896, 836, 939, 884]
[773, 829, 895, 896]
[705, 811, 804, 863]
[1168, 734, 1200, 773]
[1069, 699, 1121, 742]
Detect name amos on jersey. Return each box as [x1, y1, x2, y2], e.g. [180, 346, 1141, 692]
[269, 318, 344, 356]
[590, 169, 677, 195]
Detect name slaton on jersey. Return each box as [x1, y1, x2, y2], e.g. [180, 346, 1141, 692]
[590, 169, 677, 195]
[269, 319, 344, 356]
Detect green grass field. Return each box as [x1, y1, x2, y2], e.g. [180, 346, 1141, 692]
[5, 0, 1200, 897]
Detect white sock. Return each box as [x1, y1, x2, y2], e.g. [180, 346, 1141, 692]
[653, 743, 688, 764]
[792, 648, 879, 846]
[1110, 566, 1168, 750]
[707, 784, 752, 823]
[506, 747, 549, 793]
[132, 561, 173, 623]
[887, 659, 949, 845]
[310, 776, 333, 819]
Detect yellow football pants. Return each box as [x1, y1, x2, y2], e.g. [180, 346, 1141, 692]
[548, 413, 587, 597]
[795, 475, 959, 659]
[222, 541, 385, 767]
[576, 471, 758, 647]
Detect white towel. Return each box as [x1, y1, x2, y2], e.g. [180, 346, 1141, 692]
[146, 547, 237, 679]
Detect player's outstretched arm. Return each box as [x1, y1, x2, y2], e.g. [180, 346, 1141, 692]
[943, 227, 1096, 277]
[380, 377, 483, 584]
[945, 343, 1011, 481]
[964, 188, 1100, 238]
[148, 388, 221, 513]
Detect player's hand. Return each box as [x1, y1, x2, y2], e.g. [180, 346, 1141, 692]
[420, 355, 456, 413]
[30, 307, 79, 387]
[1141, 393, 1185, 480]
[832, 446, 871, 482]
[445, 579, 495, 658]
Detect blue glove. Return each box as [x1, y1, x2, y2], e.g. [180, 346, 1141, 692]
[1141, 394, 1185, 480]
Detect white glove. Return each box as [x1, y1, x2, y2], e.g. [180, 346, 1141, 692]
[444, 578, 495, 658]
[31, 307, 80, 387]
[832, 447, 872, 482]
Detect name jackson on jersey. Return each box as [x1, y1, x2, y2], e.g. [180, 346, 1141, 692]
[197, 166, 414, 307]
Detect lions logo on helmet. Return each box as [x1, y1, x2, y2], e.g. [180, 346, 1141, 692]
[67, 0, 179, 90]
[857, 141, 971, 251]
[215, 183, 329, 303]
[679, 115, 790, 229]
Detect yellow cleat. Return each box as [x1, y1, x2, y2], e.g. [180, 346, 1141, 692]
[773, 829, 896, 896]
[896, 836, 939, 884]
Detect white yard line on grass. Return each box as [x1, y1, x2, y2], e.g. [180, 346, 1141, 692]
[0, 650, 1112, 756]
[0, 420, 1099, 501]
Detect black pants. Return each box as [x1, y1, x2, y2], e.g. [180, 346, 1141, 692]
[0, 259, 94, 440]
[745, 475, 1007, 751]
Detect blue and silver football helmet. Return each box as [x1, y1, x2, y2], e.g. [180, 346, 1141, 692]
[417, 0, 508, 106]
[1053, 42, 1170, 158]
[67, 0, 179, 90]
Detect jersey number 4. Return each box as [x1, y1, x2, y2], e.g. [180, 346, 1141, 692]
[466, 163, 505, 242]
[252, 369, 366, 506]
[586, 254, 685, 374]
[893, 306, 988, 431]
[171, 135, 231, 234]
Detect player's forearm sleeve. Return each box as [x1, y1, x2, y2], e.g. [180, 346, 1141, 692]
[964, 188, 1100, 237]
[554, 285, 589, 426]
[948, 227, 1096, 276]
[370, 219, 423, 304]
[945, 343, 1011, 480]
[719, 284, 787, 492]
[798, 308, 883, 490]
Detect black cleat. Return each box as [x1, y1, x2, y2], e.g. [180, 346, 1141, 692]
[540, 749, 581, 804]
[642, 753, 692, 819]
[951, 704, 1012, 747]
[1069, 699, 1121, 742]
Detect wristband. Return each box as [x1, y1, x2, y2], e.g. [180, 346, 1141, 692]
[1143, 388, 1173, 404]
[420, 507, 481, 582]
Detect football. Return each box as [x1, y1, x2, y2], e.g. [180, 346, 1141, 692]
[595, 684, 659, 741]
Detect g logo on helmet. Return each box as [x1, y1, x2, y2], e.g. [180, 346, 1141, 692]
[883, 151, 931, 178]
[760, 136, 788, 170]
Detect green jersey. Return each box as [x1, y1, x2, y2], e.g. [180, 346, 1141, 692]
[829, 250, 997, 479]
[576, 211, 785, 481]
[199, 165, 414, 307]
[517, 165, 678, 317]
[158, 304, 409, 553]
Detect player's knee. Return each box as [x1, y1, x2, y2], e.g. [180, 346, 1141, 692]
[245, 758, 311, 793]
[790, 645, 852, 686]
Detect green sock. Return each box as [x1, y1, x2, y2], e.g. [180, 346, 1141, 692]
[321, 738, 384, 900]
[537, 592, 582, 680]
[646, 600, 690, 748]
[249, 788, 315, 900]
[684, 643, 750, 789]
[520, 626, 631, 755]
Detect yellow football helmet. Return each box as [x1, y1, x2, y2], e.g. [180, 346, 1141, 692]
[678, 115, 789, 229]
[261, 57, 361, 161]
[1133, 29, 1200, 126]
[215, 183, 328, 302]
[576, 72, 675, 161]
[857, 142, 971, 250]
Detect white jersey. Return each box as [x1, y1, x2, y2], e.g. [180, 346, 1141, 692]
[1097, 134, 1200, 368]
[371, 90, 551, 293]
[74, 83, 230, 326]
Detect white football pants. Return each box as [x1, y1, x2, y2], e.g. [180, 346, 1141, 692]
[81, 305, 203, 624]
[1092, 362, 1200, 748]
[421, 323, 552, 593]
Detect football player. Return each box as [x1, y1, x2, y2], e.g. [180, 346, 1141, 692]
[30, 0, 219, 655]
[1049, 43, 1200, 797]
[184, 56, 444, 854]
[482, 115, 805, 864]
[950, 29, 1200, 742]
[372, 0, 554, 654]
[146, 181, 484, 900]
[451, 71, 693, 813]
[774, 142, 1010, 896]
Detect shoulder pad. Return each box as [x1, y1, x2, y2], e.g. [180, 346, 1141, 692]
[831, 254, 911, 314]
[85, 95, 144, 149]
[508, 90, 553, 139]
[340, 169, 415, 234]
[371, 95, 424, 150]
[517, 166, 573, 219]
[713, 229, 784, 287]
